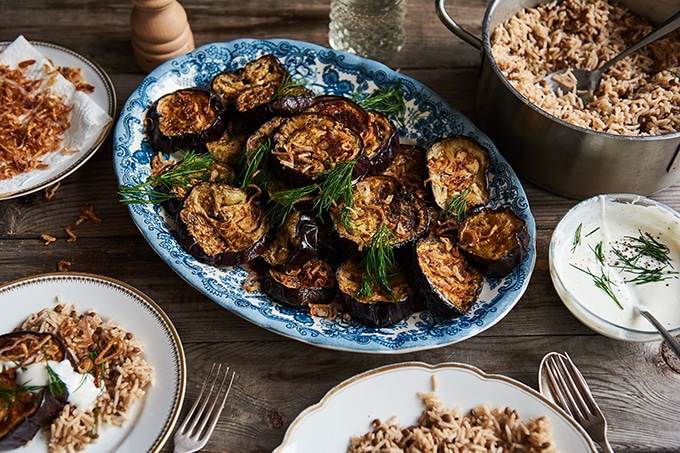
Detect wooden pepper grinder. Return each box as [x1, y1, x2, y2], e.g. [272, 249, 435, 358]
[130, 0, 195, 73]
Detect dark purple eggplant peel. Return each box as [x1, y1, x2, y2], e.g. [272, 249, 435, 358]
[0, 331, 69, 451]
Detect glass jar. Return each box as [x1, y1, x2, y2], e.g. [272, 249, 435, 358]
[328, 0, 406, 61]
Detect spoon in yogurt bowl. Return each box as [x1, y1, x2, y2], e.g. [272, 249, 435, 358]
[542, 9, 680, 102]
[630, 301, 680, 360]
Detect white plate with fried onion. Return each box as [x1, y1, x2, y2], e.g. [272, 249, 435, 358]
[0, 272, 186, 453]
[274, 362, 596, 453]
[0, 38, 116, 200]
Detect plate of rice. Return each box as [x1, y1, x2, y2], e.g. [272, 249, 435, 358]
[0, 272, 186, 453]
[274, 362, 596, 453]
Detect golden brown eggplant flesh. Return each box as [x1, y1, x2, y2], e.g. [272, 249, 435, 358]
[383, 144, 430, 201]
[458, 207, 529, 278]
[336, 260, 415, 328]
[260, 211, 319, 268]
[426, 135, 490, 212]
[0, 331, 69, 450]
[331, 175, 430, 257]
[414, 237, 483, 317]
[145, 88, 227, 154]
[271, 113, 366, 186]
[175, 182, 271, 266]
[261, 258, 337, 308]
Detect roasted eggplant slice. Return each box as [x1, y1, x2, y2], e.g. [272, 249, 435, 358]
[382, 144, 429, 200]
[426, 136, 490, 212]
[261, 258, 337, 308]
[271, 113, 366, 185]
[415, 237, 483, 317]
[458, 207, 529, 278]
[211, 54, 313, 117]
[176, 182, 271, 266]
[331, 175, 430, 256]
[145, 88, 227, 154]
[336, 260, 414, 328]
[305, 97, 399, 175]
[0, 331, 69, 450]
[260, 211, 319, 268]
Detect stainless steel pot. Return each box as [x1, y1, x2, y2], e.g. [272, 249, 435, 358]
[436, 0, 680, 199]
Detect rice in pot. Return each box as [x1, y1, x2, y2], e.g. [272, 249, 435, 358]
[490, 0, 680, 136]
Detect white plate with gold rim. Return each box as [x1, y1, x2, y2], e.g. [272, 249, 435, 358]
[274, 362, 596, 453]
[0, 272, 185, 452]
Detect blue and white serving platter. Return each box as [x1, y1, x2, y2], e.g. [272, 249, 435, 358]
[113, 38, 536, 353]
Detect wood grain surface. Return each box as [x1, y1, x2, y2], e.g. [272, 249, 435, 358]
[1, 1, 679, 452]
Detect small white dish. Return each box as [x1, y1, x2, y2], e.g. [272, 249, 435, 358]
[0, 39, 116, 200]
[273, 362, 596, 453]
[0, 272, 186, 452]
[549, 193, 680, 341]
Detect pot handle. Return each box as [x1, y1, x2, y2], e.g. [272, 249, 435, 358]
[435, 0, 483, 50]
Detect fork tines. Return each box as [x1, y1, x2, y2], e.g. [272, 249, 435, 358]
[174, 363, 236, 452]
[543, 352, 602, 421]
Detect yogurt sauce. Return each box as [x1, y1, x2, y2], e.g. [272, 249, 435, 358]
[14, 360, 103, 411]
[550, 195, 680, 336]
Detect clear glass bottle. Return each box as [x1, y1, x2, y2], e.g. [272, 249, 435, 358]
[328, 0, 406, 61]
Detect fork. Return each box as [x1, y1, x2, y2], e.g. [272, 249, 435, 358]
[539, 352, 615, 453]
[173, 363, 236, 453]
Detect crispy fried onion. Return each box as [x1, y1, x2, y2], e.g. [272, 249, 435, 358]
[0, 62, 73, 179]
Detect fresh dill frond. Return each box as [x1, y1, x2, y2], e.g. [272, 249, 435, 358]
[440, 188, 472, 222]
[351, 81, 406, 125]
[272, 73, 309, 100]
[238, 138, 274, 191]
[591, 241, 605, 265]
[119, 151, 219, 204]
[313, 159, 358, 219]
[611, 230, 678, 284]
[355, 225, 397, 299]
[267, 184, 320, 227]
[570, 263, 622, 309]
[0, 383, 44, 408]
[571, 223, 583, 253]
[46, 362, 67, 397]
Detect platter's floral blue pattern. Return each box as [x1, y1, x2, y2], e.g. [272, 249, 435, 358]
[113, 39, 536, 353]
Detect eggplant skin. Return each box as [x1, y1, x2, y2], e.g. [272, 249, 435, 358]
[336, 260, 415, 328]
[145, 88, 227, 154]
[175, 182, 272, 267]
[458, 207, 529, 278]
[261, 258, 337, 308]
[415, 237, 483, 317]
[0, 331, 69, 450]
[426, 135, 490, 212]
[260, 211, 319, 269]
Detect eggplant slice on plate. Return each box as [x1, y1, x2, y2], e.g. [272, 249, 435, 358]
[0, 331, 70, 450]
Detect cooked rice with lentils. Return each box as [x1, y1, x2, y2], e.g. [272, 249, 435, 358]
[348, 393, 557, 452]
[490, 0, 680, 136]
[20, 302, 153, 453]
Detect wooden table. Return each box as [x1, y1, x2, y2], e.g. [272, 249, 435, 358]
[1, 1, 679, 452]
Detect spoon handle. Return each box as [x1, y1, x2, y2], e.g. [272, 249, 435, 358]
[637, 309, 680, 360]
[600, 9, 680, 73]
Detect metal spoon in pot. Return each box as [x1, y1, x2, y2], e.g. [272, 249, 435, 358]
[542, 9, 680, 102]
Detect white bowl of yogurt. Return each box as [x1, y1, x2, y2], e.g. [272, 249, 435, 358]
[549, 194, 680, 341]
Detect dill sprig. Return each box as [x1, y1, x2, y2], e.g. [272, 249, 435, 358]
[239, 138, 274, 190]
[571, 263, 622, 309]
[355, 225, 397, 299]
[272, 73, 309, 100]
[267, 184, 319, 227]
[119, 151, 219, 204]
[571, 223, 583, 252]
[0, 383, 44, 408]
[440, 188, 473, 222]
[351, 81, 406, 125]
[46, 362, 67, 397]
[611, 230, 678, 284]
